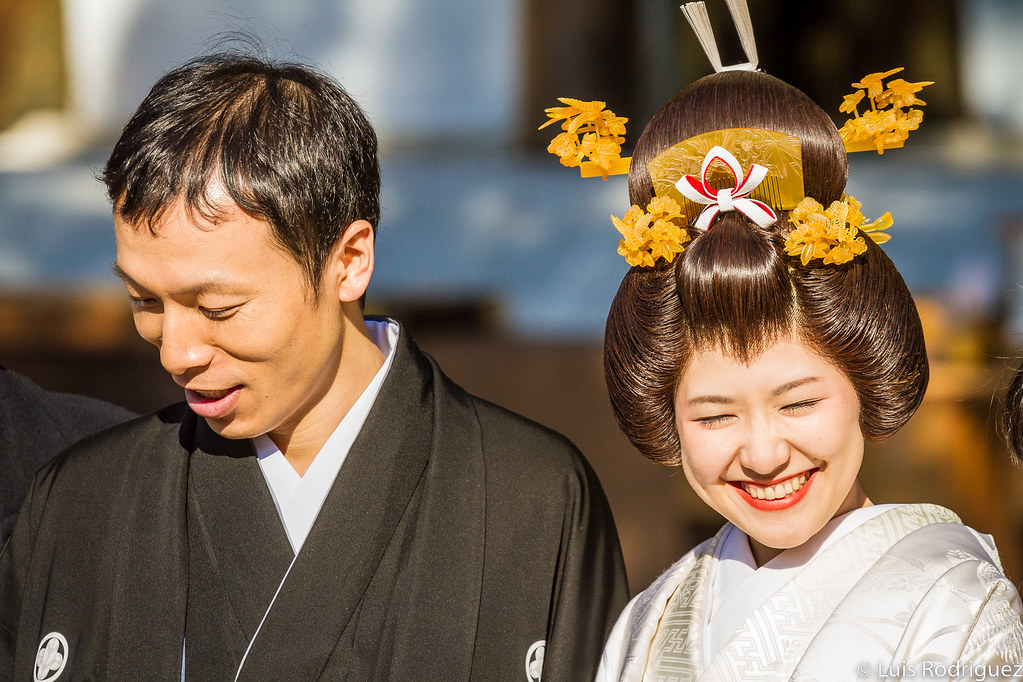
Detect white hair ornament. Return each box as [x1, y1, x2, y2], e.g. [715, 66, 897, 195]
[675, 146, 777, 230]
[680, 0, 759, 72]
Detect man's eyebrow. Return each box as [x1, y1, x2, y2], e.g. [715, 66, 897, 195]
[110, 262, 233, 296]
[110, 262, 141, 289]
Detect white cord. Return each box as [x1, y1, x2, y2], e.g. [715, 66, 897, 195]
[232, 553, 300, 682]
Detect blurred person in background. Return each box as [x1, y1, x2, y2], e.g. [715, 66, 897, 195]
[0, 367, 132, 545]
[0, 51, 627, 680]
[1001, 364, 1023, 464]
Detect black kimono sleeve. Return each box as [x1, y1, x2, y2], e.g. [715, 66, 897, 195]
[543, 455, 629, 680]
[469, 399, 629, 681]
[0, 367, 134, 544]
[0, 473, 40, 675]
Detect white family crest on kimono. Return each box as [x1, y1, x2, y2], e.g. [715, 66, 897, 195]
[33, 632, 67, 682]
[598, 503, 1023, 681]
[525, 640, 545, 681]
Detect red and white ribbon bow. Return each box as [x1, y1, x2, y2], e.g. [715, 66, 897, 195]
[675, 145, 777, 231]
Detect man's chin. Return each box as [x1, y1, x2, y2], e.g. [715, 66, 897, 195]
[202, 415, 259, 441]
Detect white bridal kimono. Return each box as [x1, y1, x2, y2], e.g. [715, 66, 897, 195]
[598, 504, 1023, 681]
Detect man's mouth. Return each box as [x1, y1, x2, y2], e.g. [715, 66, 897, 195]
[188, 388, 235, 401]
[184, 386, 242, 419]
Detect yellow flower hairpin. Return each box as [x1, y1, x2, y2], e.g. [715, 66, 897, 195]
[839, 67, 933, 154]
[539, 98, 631, 179]
[784, 195, 892, 266]
[611, 196, 691, 268]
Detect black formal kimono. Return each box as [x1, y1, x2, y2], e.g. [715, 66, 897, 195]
[0, 367, 133, 544]
[0, 328, 628, 681]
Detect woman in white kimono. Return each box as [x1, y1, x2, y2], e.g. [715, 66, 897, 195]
[589, 4, 1023, 680]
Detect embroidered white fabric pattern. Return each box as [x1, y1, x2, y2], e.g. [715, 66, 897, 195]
[703, 503, 899, 663]
[600, 504, 1021, 681]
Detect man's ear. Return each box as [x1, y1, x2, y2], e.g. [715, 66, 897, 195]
[325, 219, 375, 303]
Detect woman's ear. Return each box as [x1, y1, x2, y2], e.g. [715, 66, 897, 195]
[324, 219, 375, 303]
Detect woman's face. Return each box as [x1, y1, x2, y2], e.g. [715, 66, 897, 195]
[673, 336, 869, 564]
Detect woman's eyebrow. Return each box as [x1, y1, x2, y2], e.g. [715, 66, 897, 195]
[772, 376, 821, 397]
[686, 394, 735, 407]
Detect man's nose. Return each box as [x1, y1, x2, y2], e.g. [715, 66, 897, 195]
[158, 312, 215, 378]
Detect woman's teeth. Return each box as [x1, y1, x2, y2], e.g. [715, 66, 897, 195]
[742, 473, 808, 500]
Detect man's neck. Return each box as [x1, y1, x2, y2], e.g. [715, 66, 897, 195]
[271, 314, 386, 476]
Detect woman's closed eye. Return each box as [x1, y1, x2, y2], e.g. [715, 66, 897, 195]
[695, 413, 737, 428]
[781, 398, 822, 415]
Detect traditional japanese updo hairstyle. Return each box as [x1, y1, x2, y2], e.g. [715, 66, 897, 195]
[604, 70, 928, 466]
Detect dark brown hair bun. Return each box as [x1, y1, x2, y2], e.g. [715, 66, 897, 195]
[629, 70, 848, 209]
[604, 70, 928, 466]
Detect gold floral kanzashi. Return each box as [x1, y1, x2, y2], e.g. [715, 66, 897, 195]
[784, 195, 892, 266]
[839, 67, 933, 154]
[540, 98, 629, 179]
[612, 196, 691, 267]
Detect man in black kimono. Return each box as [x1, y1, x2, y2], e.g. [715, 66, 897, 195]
[0, 368, 133, 544]
[0, 54, 628, 680]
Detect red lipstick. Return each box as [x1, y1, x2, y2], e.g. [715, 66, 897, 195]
[731, 469, 817, 512]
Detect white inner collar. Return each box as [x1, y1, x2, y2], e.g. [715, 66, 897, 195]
[253, 318, 400, 554]
[703, 503, 900, 665]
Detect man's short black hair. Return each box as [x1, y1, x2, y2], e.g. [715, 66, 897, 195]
[103, 52, 380, 285]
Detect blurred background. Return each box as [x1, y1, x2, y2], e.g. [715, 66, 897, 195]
[2, 0, 1023, 593]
